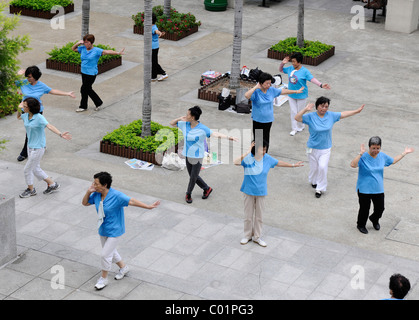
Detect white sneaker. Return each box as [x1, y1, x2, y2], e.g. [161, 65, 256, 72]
[94, 276, 108, 290]
[76, 108, 87, 112]
[289, 130, 297, 136]
[240, 238, 251, 245]
[157, 74, 168, 81]
[253, 238, 267, 247]
[114, 265, 129, 280]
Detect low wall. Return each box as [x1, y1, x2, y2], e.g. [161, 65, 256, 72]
[0, 195, 17, 267]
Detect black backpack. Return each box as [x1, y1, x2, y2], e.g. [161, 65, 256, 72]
[218, 93, 232, 111]
[248, 67, 262, 81]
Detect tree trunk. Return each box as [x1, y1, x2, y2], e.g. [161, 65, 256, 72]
[164, 0, 171, 19]
[297, 0, 304, 48]
[229, 0, 243, 90]
[81, 0, 90, 38]
[142, 0, 153, 138]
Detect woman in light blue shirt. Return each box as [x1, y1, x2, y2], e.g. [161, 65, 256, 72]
[170, 106, 238, 204]
[234, 140, 303, 247]
[245, 72, 303, 151]
[15, 65, 75, 161]
[152, 13, 168, 81]
[350, 136, 414, 234]
[17, 98, 72, 198]
[279, 52, 331, 136]
[82, 171, 160, 290]
[72, 34, 124, 112]
[295, 96, 364, 198]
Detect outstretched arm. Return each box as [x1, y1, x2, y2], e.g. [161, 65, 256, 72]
[46, 123, 72, 140]
[102, 48, 125, 56]
[49, 89, 75, 99]
[392, 147, 414, 165]
[276, 160, 304, 168]
[129, 199, 161, 209]
[340, 104, 364, 119]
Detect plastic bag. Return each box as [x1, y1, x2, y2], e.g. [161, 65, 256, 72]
[162, 152, 186, 171]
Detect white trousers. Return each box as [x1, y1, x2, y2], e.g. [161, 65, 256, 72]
[24, 148, 48, 186]
[288, 97, 306, 132]
[307, 148, 331, 192]
[100, 236, 122, 271]
[243, 194, 265, 240]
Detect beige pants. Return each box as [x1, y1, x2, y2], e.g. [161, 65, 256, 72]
[243, 193, 265, 240]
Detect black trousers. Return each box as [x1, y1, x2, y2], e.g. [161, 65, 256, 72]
[152, 48, 166, 79]
[80, 73, 102, 109]
[252, 120, 272, 152]
[357, 191, 385, 228]
[186, 157, 208, 195]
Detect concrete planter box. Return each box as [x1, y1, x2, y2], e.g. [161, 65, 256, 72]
[133, 25, 199, 41]
[267, 46, 335, 66]
[46, 56, 122, 75]
[100, 140, 179, 166]
[0, 195, 17, 267]
[9, 3, 74, 19]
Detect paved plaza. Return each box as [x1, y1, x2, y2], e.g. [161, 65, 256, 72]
[1, 0, 419, 301]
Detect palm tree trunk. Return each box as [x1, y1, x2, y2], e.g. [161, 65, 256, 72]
[297, 0, 304, 48]
[81, 0, 90, 38]
[164, 0, 171, 19]
[229, 0, 243, 90]
[142, 0, 153, 138]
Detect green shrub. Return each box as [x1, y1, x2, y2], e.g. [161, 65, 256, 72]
[103, 119, 183, 154]
[132, 5, 201, 36]
[47, 42, 121, 65]
[0, 2, 30, 118]
[10, 0, 73, 11]
[270, 37, 334, 58]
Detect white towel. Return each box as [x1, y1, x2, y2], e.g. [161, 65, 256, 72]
[97, 200, 105, 229]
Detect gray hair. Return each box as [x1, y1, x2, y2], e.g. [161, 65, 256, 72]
[368, 136, 382, 147]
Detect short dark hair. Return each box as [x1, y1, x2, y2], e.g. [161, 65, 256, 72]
[368, 136, 382, 147]
[389, 274, 410, 299]
[152, 13, 157, 24]
[94, 172, 112, 189]
[251, 139, 269, 156]
[83, 34, 95, 44]
[23, 97, 41, 114]
[315, 96, 331, 109]
[258, 72, 273, 85]
[291, 52, 303, 64]
[188, 106, 202, 121]
[25, 66, 42, 80]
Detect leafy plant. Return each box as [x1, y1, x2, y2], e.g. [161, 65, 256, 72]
[103, 119, 183, 153]
[10, 0, 73, 11]
[47, 42, 121, 65]
[0, 2, 30, 118]
[132, 5, 201, 36]
[270, 37, 334, 58]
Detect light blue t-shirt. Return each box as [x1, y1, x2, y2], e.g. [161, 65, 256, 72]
[250, 87, 282, 123]
[240, 153, 279, 196]
[16, 79, 51, 112]
[78, 45, 104, 75]
[302, 111, 341, 149]
[178, 121, 212, 159]
[356, 152, 394, 194]
[21, 113, 48, 149]
[152, 25, 160, 49]
[283, 66, 313, 99]
[88, 188, 131, 237]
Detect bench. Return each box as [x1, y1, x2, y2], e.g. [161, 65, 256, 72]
[365, 0, 387, 22]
